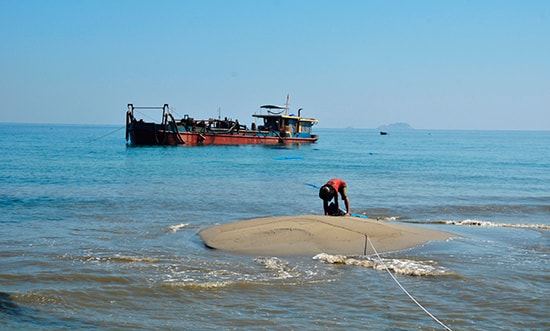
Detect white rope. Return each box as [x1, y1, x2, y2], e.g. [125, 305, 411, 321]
[366, 236, 453, 331]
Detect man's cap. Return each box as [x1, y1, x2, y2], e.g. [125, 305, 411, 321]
[319, 185, 335, 200]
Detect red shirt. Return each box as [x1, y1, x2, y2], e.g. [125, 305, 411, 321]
[327, 178, 346, 192]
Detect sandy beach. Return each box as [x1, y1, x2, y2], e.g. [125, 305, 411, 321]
[198, 215, 456, 256]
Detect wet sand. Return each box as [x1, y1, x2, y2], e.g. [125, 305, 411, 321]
[198, 215, 456, 256]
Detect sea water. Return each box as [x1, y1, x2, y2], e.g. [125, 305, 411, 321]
[0, 123, 548, 330]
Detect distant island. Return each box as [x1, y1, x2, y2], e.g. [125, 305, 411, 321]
[376, 122, 414, 131]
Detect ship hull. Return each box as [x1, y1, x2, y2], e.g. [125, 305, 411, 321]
[127, 120, 318, 146]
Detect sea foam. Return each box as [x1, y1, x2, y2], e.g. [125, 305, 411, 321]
[313, 253, 454, 277]
[432, 219, 549, 230]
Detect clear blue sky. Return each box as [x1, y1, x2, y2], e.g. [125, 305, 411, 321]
[1, 0, 549, 129]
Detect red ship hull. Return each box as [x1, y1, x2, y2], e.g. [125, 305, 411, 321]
[125, 102, 319, 146]
[127, 120, 318, 146]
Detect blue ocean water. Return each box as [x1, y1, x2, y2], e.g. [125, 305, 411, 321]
[1, 123, 548, 330]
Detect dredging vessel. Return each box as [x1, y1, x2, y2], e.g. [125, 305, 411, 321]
[125, 98, 318, 146]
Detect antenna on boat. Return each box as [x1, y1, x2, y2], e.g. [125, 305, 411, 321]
[218, 107, 221, 120]
[285, 93, 290, 116]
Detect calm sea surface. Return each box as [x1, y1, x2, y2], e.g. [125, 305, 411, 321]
[1, 123, 548, 330]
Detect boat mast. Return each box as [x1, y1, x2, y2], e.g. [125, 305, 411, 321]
[285, 93, 290, 116]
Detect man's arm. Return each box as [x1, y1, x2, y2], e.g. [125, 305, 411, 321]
[343, 196, 350, 216]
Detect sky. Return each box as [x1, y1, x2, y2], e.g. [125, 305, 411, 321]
[1, 0, 549, 130]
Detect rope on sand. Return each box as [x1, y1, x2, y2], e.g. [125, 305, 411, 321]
[365, 235, 453, 331]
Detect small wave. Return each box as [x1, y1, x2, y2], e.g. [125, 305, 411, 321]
[428, 219, 550, 230]
[161, 281, 234, 289]
[313, 253, 453, 277]
[274, 155, 303, 160]
[254, 257, 301, 279]
[167, 223, 189, 233]
[161, 278, 325, 289]
[74, 255, 163, 263]
[108, 256, 162, 263]
[14, 292, 66, 307]
[0, 292, 23, 315]
[158, 258, 329, 290]
[374, 216, 399, 221]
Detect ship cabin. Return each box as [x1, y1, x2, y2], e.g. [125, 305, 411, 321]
[253, 105, 318, 138]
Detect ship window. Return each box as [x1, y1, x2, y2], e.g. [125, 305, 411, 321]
[301, 121, 313, 134]
[286, 119, 297, 132]
[263, 117, 280, 131]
